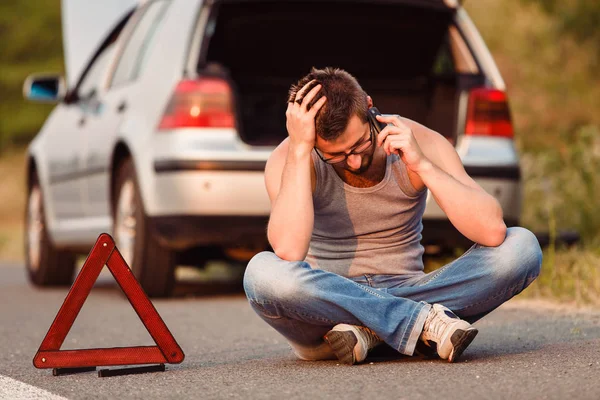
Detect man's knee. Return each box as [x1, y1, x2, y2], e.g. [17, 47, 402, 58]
[243, 251, 307, 303]
[491, 227, 543, 285]
[243, 251, 279, 299]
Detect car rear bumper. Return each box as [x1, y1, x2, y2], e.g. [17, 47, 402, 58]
[463, 164, 520, 180]
[147, 158, 270, 249]
[148, 159, 270, 216]
[147, 156, 521, 250]
[154, 159, 266, 173]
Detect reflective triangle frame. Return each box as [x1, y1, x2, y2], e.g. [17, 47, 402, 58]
[33, 233, 185, 369]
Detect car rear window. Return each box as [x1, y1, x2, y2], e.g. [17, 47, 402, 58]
[110, 0, 171, 88]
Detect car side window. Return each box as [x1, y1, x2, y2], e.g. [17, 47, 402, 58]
[432, 32, 455, 76]
[78, 44, 117, 100]
[448, 26, 479, 74]
[72, 12, 131, 103]
[110, 0, 170, 88]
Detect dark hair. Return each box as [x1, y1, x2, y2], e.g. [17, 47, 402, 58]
[287, 67, 368, 142]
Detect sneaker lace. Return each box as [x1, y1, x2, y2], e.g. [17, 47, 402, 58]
[357, 326, 383, 349]
[421, 311, 450, 344]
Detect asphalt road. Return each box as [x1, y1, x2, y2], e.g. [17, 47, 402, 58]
[1, 262, 599, 400]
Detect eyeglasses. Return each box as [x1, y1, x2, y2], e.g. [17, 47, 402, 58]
[315, 121, 375, 165]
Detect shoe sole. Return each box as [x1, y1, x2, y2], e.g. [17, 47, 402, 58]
[414, 340, 438, 359]
[448, 328, 478, 363]
[324, 330, 358, 365]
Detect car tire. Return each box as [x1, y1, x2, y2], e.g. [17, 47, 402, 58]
[25, 174, 76, 286]
[113, 158, 176, 298]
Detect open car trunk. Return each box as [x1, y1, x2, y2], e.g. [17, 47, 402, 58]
[200, 0, 473, 146]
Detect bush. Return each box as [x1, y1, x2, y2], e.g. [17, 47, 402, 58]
[0, 0, 63, 150]
[521, 125, 600, 247]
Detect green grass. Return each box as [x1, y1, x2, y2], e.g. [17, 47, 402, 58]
[520, 125, 600, 245]
[531, 244, 600, 305]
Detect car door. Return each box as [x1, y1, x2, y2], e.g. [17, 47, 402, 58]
[45, 104, 86, 221]
[46, 27, 126, 223]
[81, 0, 171, 225]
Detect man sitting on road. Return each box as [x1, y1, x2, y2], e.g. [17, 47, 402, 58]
[243, 67, 542, 365]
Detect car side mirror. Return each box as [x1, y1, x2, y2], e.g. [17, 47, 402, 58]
[23, 74, 67, 103]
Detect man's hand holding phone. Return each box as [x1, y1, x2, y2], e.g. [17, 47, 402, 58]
[375, 114, 431, 174]
[286, 80, 327, 155]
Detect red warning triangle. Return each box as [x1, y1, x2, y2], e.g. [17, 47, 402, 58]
[33, 233, 185, 369]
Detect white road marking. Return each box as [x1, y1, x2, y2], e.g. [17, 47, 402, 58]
[0, 375, 68, 400]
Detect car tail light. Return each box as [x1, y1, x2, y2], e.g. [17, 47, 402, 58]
[158, 78, 234, 130]
[465, 88, 514, 138]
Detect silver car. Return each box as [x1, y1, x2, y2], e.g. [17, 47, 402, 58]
[23, 0, 521, 297]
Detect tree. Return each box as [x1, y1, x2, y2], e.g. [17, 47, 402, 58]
[521, 0, 600, 61]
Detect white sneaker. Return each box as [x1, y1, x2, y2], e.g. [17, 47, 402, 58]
[420, 304, 478, 362]
[324, 324, 383, 365]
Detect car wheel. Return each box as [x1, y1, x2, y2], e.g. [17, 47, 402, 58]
[25, 175, 76, 286]
[113, 158, 176, 298]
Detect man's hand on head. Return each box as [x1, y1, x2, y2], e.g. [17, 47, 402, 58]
[285, 80, 327, 154]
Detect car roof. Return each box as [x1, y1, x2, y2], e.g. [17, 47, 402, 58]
[213, 0, 459, 10]
[61, 0, 139, 87]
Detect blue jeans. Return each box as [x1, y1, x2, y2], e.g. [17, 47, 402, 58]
[243, 227, 542, 360]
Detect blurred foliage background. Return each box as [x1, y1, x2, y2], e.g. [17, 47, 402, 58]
[0, 0, 64, 148]
[0, 0, 598, 303]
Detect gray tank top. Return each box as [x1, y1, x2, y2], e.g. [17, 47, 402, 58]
[304, 149, 428, 277]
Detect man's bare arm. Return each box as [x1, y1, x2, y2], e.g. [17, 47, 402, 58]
[265, 82, 325, 261]
[376, 115, 507, 247]
[265, 140, 316, 260]
[417, 142, 507, 246]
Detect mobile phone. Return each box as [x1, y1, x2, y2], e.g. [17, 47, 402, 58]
[367, 107, 387, 134]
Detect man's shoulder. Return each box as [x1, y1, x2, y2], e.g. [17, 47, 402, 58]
[385, 114, 426, 134]
[396, 116, 447, 146]
[266, 137, 317, 194]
